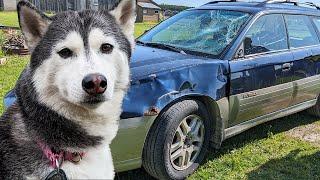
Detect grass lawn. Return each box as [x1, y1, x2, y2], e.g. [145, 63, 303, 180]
[134, 22, 157, 38]
[0, 11, 19, 27]
[0, 56, 28, 114]
[1, 10, 320, 180]
[190, 113, 320, 179]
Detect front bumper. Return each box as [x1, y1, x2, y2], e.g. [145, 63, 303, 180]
[3, 91, 157, 172]
[112, 115, 157, 172]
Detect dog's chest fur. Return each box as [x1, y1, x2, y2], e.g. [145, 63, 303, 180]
[1, 102, 119, 179]
[61, 143, 114, 179]
[26, 143, 115, 179]
[24, 146, 114, 179]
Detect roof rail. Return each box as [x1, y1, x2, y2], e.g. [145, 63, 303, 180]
[258, 0, 320, 10]
[258, 0, 298, 6]
[204, 0, 319, 10]
[205, 0, 237, 5]
[301, 2, 320, 10]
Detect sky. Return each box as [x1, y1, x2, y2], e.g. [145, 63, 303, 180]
[153, 0, 320, 7]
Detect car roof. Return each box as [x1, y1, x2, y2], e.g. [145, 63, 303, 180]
[194, 1, 320, 16]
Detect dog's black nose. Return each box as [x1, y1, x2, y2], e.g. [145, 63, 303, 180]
[82, 74, 107, 95]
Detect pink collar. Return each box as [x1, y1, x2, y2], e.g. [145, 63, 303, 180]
[38, 142, 85, 168]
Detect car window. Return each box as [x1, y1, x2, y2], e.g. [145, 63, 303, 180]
[151, 13, 201, 43]
[285, 15, 319, 48]
[243, 14, 288, 56]
[140, 10, 250, 57]
[312, 17, 320, 33]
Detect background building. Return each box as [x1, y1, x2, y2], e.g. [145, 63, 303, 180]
[0, 0, 162, 22]
[136, 0, 162, 22]
[28, 0, 101, 12]
[0, 0, 118, 12]
[0, 0, 18, 11]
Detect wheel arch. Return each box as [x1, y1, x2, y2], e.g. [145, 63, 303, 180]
[194, 95, 228, 149]
[143, 94, 228, 155]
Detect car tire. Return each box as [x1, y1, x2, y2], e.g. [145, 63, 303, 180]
[142, 99, 213, 180]
[307, 96, 320, 117]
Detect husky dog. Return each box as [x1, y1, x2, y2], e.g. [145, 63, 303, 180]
[0, 0, 135, 179]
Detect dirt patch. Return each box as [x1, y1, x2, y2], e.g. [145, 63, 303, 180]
[286, 123, 320, 147]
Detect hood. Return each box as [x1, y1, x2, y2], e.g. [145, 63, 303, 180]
[120, 45, 229, 118]
[130, 45, 221, 82]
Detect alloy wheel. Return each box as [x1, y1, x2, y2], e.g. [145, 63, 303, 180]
[169, 114, 205, 171]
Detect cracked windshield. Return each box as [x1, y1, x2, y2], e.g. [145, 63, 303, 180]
[140, 10, 250, 56]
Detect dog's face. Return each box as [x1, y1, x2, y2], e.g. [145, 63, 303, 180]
[17, 0, 135, 110]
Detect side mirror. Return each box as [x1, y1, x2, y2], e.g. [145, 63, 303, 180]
[235, 42, 245, 59]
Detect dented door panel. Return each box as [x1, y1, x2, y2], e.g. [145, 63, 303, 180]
[229, 51, 294, 127]
[291, 47, 320, 106]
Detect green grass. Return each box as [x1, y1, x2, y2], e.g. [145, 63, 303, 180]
[190, 113, 320, 180]
[0, 56, 29, 114]
[0, 11, 19, 27]
[134, 22, 157, 38]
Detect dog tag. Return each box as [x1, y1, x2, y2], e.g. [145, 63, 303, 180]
[45, 169, 68, 180]
[71, 152, 82, 163]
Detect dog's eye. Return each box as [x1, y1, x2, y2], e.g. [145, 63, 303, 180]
[100, 43, 114, 54]
[58, 48, 73, 59]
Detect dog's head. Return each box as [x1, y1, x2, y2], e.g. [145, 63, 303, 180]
[17, 0, 135, 111]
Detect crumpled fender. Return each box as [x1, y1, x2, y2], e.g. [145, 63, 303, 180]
[121, 60, 229, 119]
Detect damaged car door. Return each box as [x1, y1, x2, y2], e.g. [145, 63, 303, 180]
[228, 14, 294, 127]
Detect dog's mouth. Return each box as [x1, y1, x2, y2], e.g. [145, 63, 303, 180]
[81, 95, 106, 107]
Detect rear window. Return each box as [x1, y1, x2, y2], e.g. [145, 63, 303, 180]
[284, 15, 319, 48]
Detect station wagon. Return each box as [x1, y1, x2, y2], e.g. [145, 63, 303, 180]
[4, 0, 320, 179]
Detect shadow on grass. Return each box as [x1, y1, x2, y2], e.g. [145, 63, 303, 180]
[247, 149, 320, 179]
[115, 168, 155, 180]
[115, 113, 319, 179]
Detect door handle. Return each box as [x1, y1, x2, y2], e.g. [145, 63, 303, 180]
[282, 63, 292, 72]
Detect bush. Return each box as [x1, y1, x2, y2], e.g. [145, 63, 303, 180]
[1, 29, 27, 55]
[3, 29, 25, 48]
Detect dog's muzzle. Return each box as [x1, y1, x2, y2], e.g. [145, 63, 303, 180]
[82, 73, 107, 96]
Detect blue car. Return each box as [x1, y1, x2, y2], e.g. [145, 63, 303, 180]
[4, 0, 320, 179]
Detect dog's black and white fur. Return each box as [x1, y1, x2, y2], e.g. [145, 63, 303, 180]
[0, 0, 135, 179]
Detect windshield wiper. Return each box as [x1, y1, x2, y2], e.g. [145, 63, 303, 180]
[136, 40, 146, 45]
[140, 41, 187, 55]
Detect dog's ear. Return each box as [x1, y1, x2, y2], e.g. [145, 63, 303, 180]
[110, 0, 136, 48]
[17, 1, 51, 52]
